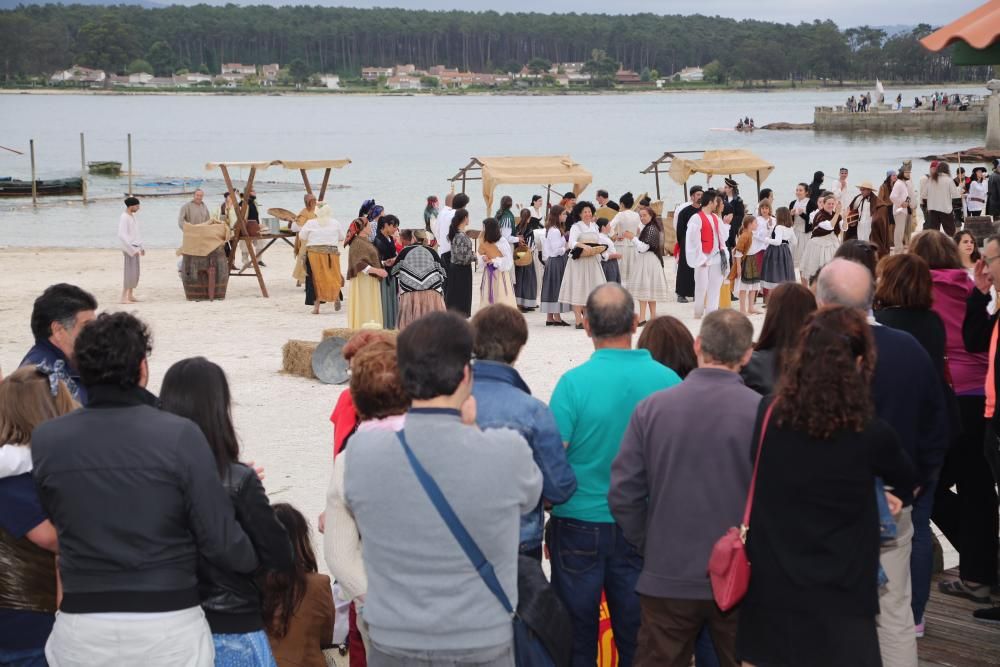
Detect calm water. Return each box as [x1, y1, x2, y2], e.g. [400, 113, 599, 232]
[0, 85, 986, 248]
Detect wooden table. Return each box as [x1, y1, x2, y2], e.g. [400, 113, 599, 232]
[234, 230, 296, 275]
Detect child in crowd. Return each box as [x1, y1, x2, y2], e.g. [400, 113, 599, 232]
[760, 206, 798, 291]
[731, 215, 763, 314]
[597, 217, 622, 283]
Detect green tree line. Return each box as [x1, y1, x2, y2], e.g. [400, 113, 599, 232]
[0, 4, 988, 84]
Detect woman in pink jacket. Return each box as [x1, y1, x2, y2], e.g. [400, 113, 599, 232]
[909, 231, 997, 609]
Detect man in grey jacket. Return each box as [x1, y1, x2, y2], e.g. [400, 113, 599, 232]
[609, 309, 760, 667]
[344, 311, 542, 667]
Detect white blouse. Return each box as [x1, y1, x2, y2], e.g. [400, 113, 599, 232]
[766, 225, 798, 247]
[610, 210, 640, 242]
[542, 227, 567, 259]
[924, 176, 960, 214]
[481, 237, 514, 271]
[568, 221, 599, 248]
[118, 212, 142, 256]
[750, 216, 774, 255]
[968, 180, 988, 212]
[598, 232, 616, 261]
[299, 218, 344, 247]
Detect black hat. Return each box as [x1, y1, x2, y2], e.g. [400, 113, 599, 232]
[124, 197, 140, 207]
[724, 177, 738, 188]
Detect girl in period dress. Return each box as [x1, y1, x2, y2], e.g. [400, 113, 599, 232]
[444, 209, 475, 317]
[760, 206, 798, 291]
[345, 217, 388, 329]
[597, 216, 622, 283]
[626, 205, 670, 326]
[540, 205, 572, 326]
[731, 216, 763, 315]
[610, 192, 641, 284]
[790, 182, 811, 266]
[559, 201, 607, 328]
[478, 218, 516, 310]
[514, 208, 541, 310]
[799, 194, 842, 286]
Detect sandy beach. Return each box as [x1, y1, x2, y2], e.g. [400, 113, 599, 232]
[0, 246, 746, 548]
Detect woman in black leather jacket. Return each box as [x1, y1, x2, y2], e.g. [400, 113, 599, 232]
[162, 357, 294, 667]
[740, 283, 817, 395]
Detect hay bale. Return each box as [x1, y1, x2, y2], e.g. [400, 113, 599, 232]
[662, 207, 677, 251]
[321, 327, 358, 341]
[282, 340, 319, 378]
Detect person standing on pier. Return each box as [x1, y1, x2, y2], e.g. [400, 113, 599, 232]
[118, 197, 144, 304]
[177, 188, 211, 230]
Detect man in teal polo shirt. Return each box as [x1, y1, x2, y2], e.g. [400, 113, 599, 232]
[548, 283, 681, 666]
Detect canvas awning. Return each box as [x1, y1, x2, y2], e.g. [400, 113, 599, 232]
[450, 155, 592, 210]
[920, 0, 1000, 65]
[204, 159, 352, 171]
[667, 149, 774, 186]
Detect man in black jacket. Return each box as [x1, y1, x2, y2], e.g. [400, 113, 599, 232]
[987, 159, 1000, 218]
[32, 312, 258, 666]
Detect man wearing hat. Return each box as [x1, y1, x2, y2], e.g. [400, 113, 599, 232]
[846, 180, 878, 244]
[118, 197, 144, 304]
[988, 159, 1000, 218]
[722, 178, 744, 251]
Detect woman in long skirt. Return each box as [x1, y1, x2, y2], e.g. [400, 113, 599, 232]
[373, 215, 400, 329]
[626, 206, 671, 325]
[799, 194, 842, 285]
[392, 231, 446, 330]
[444, 209, 475, 317]
[118, 196, 143, 304]
[610, 192, 640, 283]
[559, 202, 608, 329]
[514, 208, 541, 310]
[478, 218, 517, 310]
[345, 217, 387, 329]
[760, 206, 798, 290]
[540, 205, 571, 326]
[299, 204, 345, 314]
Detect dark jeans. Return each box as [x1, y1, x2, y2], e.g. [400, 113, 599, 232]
[440, 251, 451, 298]
[695, 627, 721, 667]
[910, 476, 939, 624]
[548, 517, 642, 667]
[923, 210, 956, 236]
[932, 395, 999, 586]
[0, 647, 47, 667]
[635, 596, 738, 667]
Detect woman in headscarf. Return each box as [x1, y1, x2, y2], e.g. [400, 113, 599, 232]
[298, 203, 344, 315]
[292, 194, 318, 283]
[373, 215, 400, 329]
[423, 196, 439, 233]
[392, 230, 446, 330]
[345, 217, 387, 329]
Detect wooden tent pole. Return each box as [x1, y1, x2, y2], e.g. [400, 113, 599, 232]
[545, 184, 551, 212]
[654, 163, 661, 200]
[300, 169, 313, 196]
[221, 165, 268, 298]
[319, 168, 331, 202]
[756, 171, 761, 199]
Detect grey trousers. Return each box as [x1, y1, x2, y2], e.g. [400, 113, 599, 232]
[367, 640, 514, 667]
[877, 507, 917, 667]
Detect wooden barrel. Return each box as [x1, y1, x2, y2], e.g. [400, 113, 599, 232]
[181, 248, 229, 301]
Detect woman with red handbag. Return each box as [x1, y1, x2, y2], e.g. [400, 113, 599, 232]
[736, 307, 916, 667]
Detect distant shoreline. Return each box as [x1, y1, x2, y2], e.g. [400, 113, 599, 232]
[0, 82, 986, 98]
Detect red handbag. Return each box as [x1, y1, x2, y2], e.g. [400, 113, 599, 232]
[707, 401, 774, 611]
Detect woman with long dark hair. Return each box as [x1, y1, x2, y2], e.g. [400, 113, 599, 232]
[444, 209, 475, 317]
[514, 208, 541, 310]
[636, 315, 696, 378]
[737, 307, 916, 667]
[478, 217, 517, 310]
[740, 282, 817, 395]
[924, 162, 959, 235]
[540, 204, 572, 325]
[160, 357, 294, 667]
[952, 229, 981, 274]
[558, 201, 608, 328]
[625, 205, 670, 325]
[264, 503, 334, 667]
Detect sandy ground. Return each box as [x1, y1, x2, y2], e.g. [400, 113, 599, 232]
[0, 245, 957, 571]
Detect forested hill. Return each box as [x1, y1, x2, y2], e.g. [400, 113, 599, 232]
[0, 4, 984, 83]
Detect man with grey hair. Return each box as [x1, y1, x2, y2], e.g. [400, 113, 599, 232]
[548, 284, 681, 665]
[816, 258, 948, 666]
[610, 309, 759, 666]
[177, 188, 210, 230]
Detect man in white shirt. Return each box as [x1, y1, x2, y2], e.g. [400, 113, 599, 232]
[685, 189, 728, 319]
[436, 192, 467, 298]
[831, 167, 853, 212]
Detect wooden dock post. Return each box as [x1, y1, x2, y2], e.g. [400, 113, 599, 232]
[29, 139, 37, 206]
[80, 133, 88, 204]
[127, 133, 133, 197]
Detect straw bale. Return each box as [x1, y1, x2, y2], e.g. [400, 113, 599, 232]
[282, 340, 319, 378]
[321, 328, 358, 341]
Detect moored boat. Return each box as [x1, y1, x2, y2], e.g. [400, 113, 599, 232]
[127, 178, 204, 197]
[88, 161, 122, 176]
[0, 176, 83, 198]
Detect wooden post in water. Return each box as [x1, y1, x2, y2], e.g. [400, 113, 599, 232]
[29, 139, 37, 206]
[80, 133, 88, 204]
[127, 133, 133, 197]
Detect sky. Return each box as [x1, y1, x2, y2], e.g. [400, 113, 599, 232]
[206, 0, 983, 28]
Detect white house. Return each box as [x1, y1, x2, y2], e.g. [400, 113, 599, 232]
[361, 66, 394, 81]
[675, 67, 704, 82]
[321, 75, 341, 89]
[50, 66, 106, 84]
[386, 75, 422, 90]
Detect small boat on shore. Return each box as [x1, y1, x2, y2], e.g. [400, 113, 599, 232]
[88, 161, 122, 176]
[127, 178, 204, 198]
[0, 176, 83, 198]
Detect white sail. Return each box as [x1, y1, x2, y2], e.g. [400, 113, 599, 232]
[875, 78, 885, 95]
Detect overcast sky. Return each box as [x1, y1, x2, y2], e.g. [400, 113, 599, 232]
[219, 0, 982, 28]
